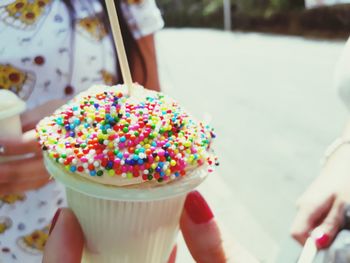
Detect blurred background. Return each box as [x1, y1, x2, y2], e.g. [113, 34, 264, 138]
[157, 0, 350, 38]
[154, 0, 350, 262]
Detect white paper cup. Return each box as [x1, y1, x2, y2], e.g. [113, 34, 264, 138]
[0, 90, 26, 163]
[44, 154, 207, 263]
[0, 90, 25, 137]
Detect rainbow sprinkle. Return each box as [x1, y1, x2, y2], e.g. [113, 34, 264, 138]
[37, 85, 218, 183]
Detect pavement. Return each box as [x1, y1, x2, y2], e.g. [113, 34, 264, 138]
[155, 29, 348, 262]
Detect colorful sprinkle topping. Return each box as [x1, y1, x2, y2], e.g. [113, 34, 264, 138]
[37, 85, 217, 184]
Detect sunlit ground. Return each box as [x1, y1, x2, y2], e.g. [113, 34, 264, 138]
[156, 29, 347, 262]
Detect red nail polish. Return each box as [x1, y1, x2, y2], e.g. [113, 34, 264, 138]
[184, 191, 214, 224]
[49, 208, 62, 235]
[315, 233, 330, 249]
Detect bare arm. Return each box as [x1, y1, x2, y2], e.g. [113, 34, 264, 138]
[131, 34, 161, 92]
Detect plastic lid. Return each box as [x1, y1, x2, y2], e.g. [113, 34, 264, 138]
[0, 90, 26, 119]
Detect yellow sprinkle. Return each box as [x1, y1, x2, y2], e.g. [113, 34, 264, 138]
[108, 170, 115, 176]
[166, 169, 171, 176]
[127, 172, 133, 179]
[184, 141, 191, 147]
[151, 163, 157, 169]
[170, 160, 176, 166]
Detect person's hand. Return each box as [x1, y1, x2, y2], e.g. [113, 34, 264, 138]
[290, 145, 350, 248]
[0, 99, 66, 194]
[43, 191, 258, 263]
[0, 129, 49, 194]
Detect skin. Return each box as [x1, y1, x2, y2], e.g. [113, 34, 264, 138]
[0, 34, 160, 195]
[131, 34, 161, 92]
[291, 119, 350, 246]
[43, 194, 258, 263]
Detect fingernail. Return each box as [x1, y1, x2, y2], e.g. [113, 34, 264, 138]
[184, 191, 214, 224]
[49, 208, 62, 235]
[314, 232, 331, 249]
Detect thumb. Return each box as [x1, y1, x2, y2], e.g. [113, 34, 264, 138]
[180, 191, 226, 263]
[43, 208, 84, 263]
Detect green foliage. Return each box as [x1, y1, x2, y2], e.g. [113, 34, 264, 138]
[157, 0, 304, 28]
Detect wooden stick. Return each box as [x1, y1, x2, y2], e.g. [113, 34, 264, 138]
[105, 0, 133, 95]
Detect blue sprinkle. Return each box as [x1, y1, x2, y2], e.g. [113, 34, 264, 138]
[74, 119, 80, 125]
[90, 170, 96, 176]
[139, 147, 145, 153]
[64, 125, 70, 131]
[120, 136, 126, 143]
[106, 161, 114, 169]
[84, 123, 89, 128]
[138, 159, 143, 165]
[70, 166, 77, 172]
[175, 172, 180, 177]
[160, 171, 165, 177]
[117, 152, 123, 159]
[133, 155, 139, 161]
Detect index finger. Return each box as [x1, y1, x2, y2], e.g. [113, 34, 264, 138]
[290, 194, 335, 245]
[0, 129, 41, 156]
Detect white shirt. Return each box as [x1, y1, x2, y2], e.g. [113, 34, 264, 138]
[335, 37, 350, 110]
[0, 0, 164, 109]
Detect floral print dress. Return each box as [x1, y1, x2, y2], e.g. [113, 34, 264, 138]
[0, 0, 163, 262]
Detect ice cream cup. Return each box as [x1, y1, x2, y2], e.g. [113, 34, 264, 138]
[44, 153, 207, 263]
[0, 90, 25, 137]
[0, 90, 26, 163]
